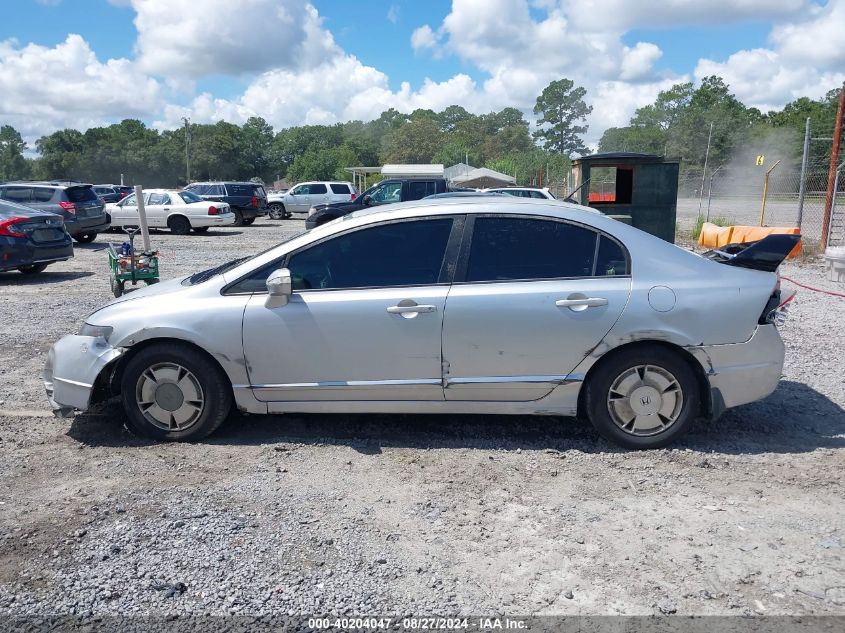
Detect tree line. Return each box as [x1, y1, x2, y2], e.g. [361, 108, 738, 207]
[0, 79, 585, 189]
[0, 76, 840, 189]
[598, 76, 841, 172]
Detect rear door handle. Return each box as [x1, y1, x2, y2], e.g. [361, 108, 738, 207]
[387, 304, 437, 314]
[555, 297, 608, 310]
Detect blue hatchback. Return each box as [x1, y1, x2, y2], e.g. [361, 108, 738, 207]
[0, 198, 74, 275]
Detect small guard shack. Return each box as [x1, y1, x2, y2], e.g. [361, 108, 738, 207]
[571, 152, 679, 243]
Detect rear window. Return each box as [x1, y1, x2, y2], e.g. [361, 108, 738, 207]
[179, 191, 203, 203]
[330, 184, 350, 195]
[65, 186, 98, 203]
[227, 183, 263, 196]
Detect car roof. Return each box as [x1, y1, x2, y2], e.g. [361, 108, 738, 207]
[485, 186, 548, 191]
[187, 181, 262, 185]
[1, 180, 92, 188]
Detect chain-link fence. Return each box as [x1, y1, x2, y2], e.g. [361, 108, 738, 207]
[678, 160, 844, 246]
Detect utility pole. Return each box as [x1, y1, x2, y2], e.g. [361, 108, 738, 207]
[182, 117, 191, 183]
[821, 83, 845, 250]
[697, 121, 714, 216]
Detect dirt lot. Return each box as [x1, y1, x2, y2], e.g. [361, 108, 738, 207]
[0, 218, 843, 619]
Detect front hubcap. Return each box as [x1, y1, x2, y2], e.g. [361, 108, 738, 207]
[136, 362, 204, 431]
[607, 364, 683, 436]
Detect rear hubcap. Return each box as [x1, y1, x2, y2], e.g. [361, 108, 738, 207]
[135, 362, 204, 431]
[607, 364, 683, 436]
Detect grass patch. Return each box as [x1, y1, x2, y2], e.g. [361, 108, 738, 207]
[692, 214, 734, 240]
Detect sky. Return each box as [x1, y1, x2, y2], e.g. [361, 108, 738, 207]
[1, 0, 843, 150]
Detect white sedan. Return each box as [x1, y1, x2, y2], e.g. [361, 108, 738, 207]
[107, 189, 235, 234]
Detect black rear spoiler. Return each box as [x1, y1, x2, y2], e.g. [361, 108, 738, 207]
[702, 233, 801, 272]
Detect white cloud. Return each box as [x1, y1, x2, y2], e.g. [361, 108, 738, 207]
[0, 34, 162, 141]
[411, 25, 438, 51]
[387, 4, 399, 24]
[694, 0, 845, 110]
[127, 0, 337, 77]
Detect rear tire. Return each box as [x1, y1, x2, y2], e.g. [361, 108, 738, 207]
[241, 217, 255, 226]
[584, 346, 699, 450]
[120, 343, 232, 441]
[110, 276, 124, 297]
[74, 233, 97, 243]
[167, 216, 191, 235]
[18, 263, 49, 274]
[192, 227, 209, 233]
[232, 210, 244, 226]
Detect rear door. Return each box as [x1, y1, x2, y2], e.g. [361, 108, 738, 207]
[407, 180, 438, 201]
[145, 192, 170, 227]
[308, 183, 329, 207]
[329, 183, 353, 204]
[441, 215, 632, 401]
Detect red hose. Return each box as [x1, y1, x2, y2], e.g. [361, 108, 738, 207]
[780, 275, 845, 298]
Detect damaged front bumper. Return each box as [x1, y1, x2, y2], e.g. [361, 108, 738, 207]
[689, 324, 785, 418]
[44, 335, 125, 417]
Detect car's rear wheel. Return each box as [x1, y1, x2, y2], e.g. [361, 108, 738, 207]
[74, 233, 97, 243]
[268, 203, 287, 220]
[18, 263, 49, 274]
[241, 217, 255, 226]
[120, 343, 232, 441]
[167, 215, 191, 235]
[584, 346, 699, 449]
[231, 210, 244, 226]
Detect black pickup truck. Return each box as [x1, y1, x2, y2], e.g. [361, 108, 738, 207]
[305, 178, 449, 228]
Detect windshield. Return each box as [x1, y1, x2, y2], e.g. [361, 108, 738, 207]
[179, 191, 203, 203]
[181, 229, 309, 286]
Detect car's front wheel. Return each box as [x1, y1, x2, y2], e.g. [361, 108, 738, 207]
[120, 343, 232, 441]
[268, 203, 288, 220]
[584, 346, 699, 449]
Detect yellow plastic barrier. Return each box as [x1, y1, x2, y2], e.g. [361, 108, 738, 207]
[698, 223, 802, 258]
[729, 225, 802, 259]
[697, 223, 734, 248]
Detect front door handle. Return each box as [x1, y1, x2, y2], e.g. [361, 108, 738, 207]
[555, 296, 608, 312]
[387, 304, 437, 314]
[162, 207, 170, 210]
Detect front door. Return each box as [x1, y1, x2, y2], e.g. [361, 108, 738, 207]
[285, 184, 312, 213]
[111, 193, 138, 225]
[442, 215, 631, 401]
[240, 216, 459, 402]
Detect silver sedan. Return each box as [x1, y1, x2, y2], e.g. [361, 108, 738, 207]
[44, 198, 797, 449]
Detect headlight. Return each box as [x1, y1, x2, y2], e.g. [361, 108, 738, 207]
[79, 323, 113, 339]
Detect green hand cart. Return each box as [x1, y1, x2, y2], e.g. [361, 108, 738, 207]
[107, 227, 160, 297]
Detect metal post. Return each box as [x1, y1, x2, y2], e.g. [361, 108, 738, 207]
[827, 162, 844, 247]
[821, 83, 845, 249]
[134, 185, 152, 253]
[796, 117, 811, 227]
[120, 173, 124, 186]
[698, 121, 714, 216]
[182, 117, 191, 183]
[706, 165, 723, 222]
[759, 160, 781, 226]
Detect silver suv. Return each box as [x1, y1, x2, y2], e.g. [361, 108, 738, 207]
[0, 181, 109, 243]
[268, 181, 357, 219]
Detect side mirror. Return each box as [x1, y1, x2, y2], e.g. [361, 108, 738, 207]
[362, 194, 373, 206]
[265, 267, 292, 308]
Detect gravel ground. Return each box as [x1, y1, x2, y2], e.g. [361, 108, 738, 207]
[0, 217, 843, 620]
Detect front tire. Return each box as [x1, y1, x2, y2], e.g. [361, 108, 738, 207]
[584, 346, 699, 449]
[167, 215, 191, 235]
[120, 343, 232, 441]
[268, 203, 287, 220]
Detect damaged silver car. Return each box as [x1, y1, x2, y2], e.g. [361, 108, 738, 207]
[44, 198, 798, 449]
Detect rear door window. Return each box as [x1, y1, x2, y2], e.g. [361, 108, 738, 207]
[4, 187, 33, 203]
[329, 184, 350, 195]
[309, 184, 327, 195]
[148, 193, 169, 205]
[464, 217, 601, 282]
[408, 181, 436, 200]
